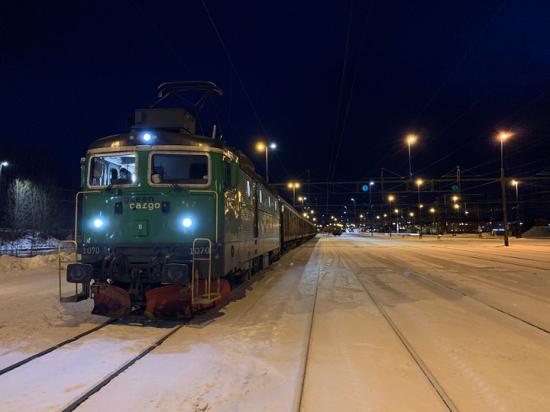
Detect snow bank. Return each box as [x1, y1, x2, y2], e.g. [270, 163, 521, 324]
[0, 253, 62, 272]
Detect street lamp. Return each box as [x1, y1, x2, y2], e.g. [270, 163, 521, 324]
[297, 195, 307, 211]
[429, 207, 436, 228]
[287, 181, 300, 206]
[394, 208, 400, 234]
[511, 179, 521, 238]
[388, 195, 395, 237]
[350, 198, 357, 227]
[453, 203, 460, 236]
[497, 131, 513, 246]
[0, 161, 9, 193]
[416, 178, 424, 238]
[256, 141, 277, 183]
[405, 134, 418, 177]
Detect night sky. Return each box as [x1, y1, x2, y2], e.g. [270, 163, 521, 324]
[2, 0, 550, 188]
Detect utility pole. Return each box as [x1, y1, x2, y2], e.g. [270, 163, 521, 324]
[500, 137, 510, 247]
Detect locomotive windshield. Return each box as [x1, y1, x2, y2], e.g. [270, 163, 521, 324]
[151, 153, 209, 185]
[89, 153, 136, 187]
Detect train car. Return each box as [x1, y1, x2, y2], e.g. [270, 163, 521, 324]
[62, 82, 315, 318]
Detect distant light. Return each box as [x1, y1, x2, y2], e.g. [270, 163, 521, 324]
[416, 178, 424, 186]
[256, 142, 266, 152]
[388, 195, 395, 202]
[429, 208, 436, 213]
[182, 218, 193, 228]
[1, 161, 8, 167]
[269, 143, 277, 149]
[93, 218, 104, 229]
[143, 132, 154, 142]
[497, 131, 513, 141]
[406, 134, 418, 145]
[369, 181, 374, 185]
[511, 179, 519, 186]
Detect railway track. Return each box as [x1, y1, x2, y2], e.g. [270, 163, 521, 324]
[362, 251, 550, 336]
[294, 257, 322, 412]
[0, 318, 117, 376]
[60, 321, 185, 411]
[349, 268, 458, 412]
[405, 244, 550, 272]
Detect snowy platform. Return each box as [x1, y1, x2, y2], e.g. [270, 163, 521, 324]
[1, 235, 550, 411]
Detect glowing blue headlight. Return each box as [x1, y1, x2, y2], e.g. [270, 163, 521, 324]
[182, 218, 193, 228]
[93, 218, 104, 229]
[142, 132, 155, 143]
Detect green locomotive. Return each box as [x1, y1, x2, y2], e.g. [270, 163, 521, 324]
[62, 82, 316, 318]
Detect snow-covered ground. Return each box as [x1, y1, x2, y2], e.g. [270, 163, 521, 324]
[1, 235, 550, 411]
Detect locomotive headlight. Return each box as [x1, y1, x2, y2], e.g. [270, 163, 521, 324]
[142, 132, 155, 143]
[182, 217, 193, 228]
[93, 218, 104, 229]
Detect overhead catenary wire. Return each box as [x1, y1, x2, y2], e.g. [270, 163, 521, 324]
[327, 0, 355, 180]
[200, 0, 267, 136]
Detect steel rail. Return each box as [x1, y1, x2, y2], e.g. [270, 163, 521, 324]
[60, 322, 185, 412]
[294, 255, 322, 412]
[363, 249, 550, 335]
[0, 318, 116, 377]
[351, 269, 458, 412]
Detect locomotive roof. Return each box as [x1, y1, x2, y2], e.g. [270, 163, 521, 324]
[88, 131, 224, 151]
[87, 131, 263, 185]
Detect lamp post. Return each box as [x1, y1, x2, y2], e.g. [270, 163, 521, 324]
[416, 178, 424, 238]
[387, 195, 395, 237]
[453, 203, 460, 236]
[511, 179, 521, 238]
[298, 196, 307, 212]
[429, 207, 436, 233]
[498, 131, 512, 247]
[287, 182, 300, 206]
[0, 161, 8, 194]
[394, 208, 400, 234]
[406, 134, 418, 178]
[350, 198, 357, 227]
[256, 142, 276, 183]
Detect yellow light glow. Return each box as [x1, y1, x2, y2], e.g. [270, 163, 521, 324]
[497, 131, 513, 141]
[429, 208, 436, 213]
[383, 213, 387, 217]
[511, 179, 519, 186]
[298, 196, 303, 201]
[452, 195, 459, 202]
[416, 178, 424, 186]
[359, 214, 364, 218]
[394, 209, 399, 214]
[419, 204, 424, 208]
[256, 142, 266, 152]
[409, 212, 415, 217]
[406, 134, 418, 145]
[453, 204, 460, 209]
[388, 195, 395, 202]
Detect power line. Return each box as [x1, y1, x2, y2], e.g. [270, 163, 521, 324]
[200, 0, 266, 135]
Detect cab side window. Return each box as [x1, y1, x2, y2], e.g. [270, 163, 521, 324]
[224, 161, 234, 188]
